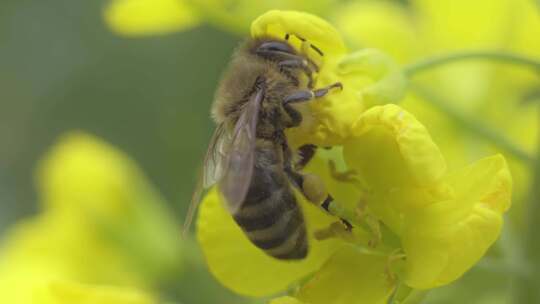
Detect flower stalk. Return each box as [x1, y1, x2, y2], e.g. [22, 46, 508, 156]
[404, 51, 540, 163]
[403, 51, 540, 77]
[513, 107, 540, 303]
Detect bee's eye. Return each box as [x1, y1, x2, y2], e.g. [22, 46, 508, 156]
[257, 41, 295, 55]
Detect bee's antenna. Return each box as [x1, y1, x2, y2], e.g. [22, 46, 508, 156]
[284, 33, 324, 57]
[309, 44, 324, 57]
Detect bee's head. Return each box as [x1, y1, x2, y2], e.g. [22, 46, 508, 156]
[251, 38, 320, 76]
[253, 39, 297, 60]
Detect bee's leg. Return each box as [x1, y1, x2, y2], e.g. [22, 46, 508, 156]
[295, 144, 317, 170]
[285, 167, 353, 231]
[283, 82, 343, 105]
[328, 159, 358, 183]
[282, 102, 303, 128]
[283, 83, 341, 127]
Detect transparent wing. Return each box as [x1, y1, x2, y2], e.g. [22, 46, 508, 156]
[203, 124, 229, 188]
[182, 123, 229, 237]
[219, 88, 264, 214]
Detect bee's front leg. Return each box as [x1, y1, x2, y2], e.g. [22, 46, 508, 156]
[282, 82, 343, 128]
[283, 82, 343, 105]
[295, 144, 317, 171]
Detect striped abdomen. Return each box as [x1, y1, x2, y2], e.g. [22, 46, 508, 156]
[232, 143, 308, 260]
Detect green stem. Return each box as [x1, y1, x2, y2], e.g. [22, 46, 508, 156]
[409, 84, 534, 164]
[513, 109, 540, 303]
[404, 51, 540, 77]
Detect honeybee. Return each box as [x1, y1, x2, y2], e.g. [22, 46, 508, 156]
[184, 34, 346, 260]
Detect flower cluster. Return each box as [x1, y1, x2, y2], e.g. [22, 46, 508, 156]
[0, 132, 183, 303]
[98, 1, 539, 302]
[195, 10, 512, 304]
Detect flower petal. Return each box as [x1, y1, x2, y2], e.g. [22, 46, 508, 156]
[342, 105, 448, 233]
[197, 189, 344, 297]
[333, 1, 420, 63]
[37, 132, 147, 216]
[0, 212, 146, 304]
[412, 0, 512, 50]
[37, 281, 156, 304]
[104, 0, 200, 36]
[269, 296, 306, 304]
[36, 132, 183, 283]
[189, 1, 341, 34]
[402, 155, 512, 288]
[344, 104, 446, 191]
[251, 10, 347, 58]
[296, 245, 395, 304]
[337, 49, 407, 107]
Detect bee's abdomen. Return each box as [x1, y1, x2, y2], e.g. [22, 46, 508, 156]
[233, 149, 308, 260]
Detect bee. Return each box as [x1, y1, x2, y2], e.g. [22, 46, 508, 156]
[184, 34, 346, 260]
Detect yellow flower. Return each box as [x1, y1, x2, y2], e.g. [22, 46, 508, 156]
[251, 10, 405, 148]
[343, 104, 511, 288]
[333, 0, 539, 212]
[104, 0, 340, 35]
[196, 11, 512, 303]
[0, 132, 184, 303]
[36, 132, 184, 282]
[105, 0, 200, 36]
[36, 281, 156, 304]
[269, 296, 305, 304]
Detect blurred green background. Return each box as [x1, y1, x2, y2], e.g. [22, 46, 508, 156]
[0, 0, 238, 229]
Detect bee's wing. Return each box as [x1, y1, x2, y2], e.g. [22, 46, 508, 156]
[203, 124, 229, 188]
[219, 88, 264, 214]
[182, 123, 229, 237]
[182, 88, 264, 236]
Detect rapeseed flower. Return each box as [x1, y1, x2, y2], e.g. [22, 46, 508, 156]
[104, 0, 340, 35]
[195, 11, 512, 303]
[100, 2, 529, 302]
[333, 0, 539, 209]
[34, 282, 156, 304]
[0, 132, 182, 303]
[103, 0, 538, 204]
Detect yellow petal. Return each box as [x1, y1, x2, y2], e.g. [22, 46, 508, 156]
[269, 296, 306, 304]
[0, 212, 144, 288]
[37, 131, 146, 216]
[251, 10, 347, 58]
[297, 245, 395, 304]
[337, 48, 407, 107]
[344, 104, 446, 191]
[37, 281, 156, 304]
[35, 132, 183, 283]
[104, 0, 200, 36]
[509, 0, 540, 56]
[402, 155, 512, 288]
[0, 212, 150, 304]
[291, 49, 407, 147]
[189, 1, 340, 34]
[412, 0, 512, 50]
[197, 189, 344, 297]
[333, 1, 420, 63]
[342, 105, 449, 233]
